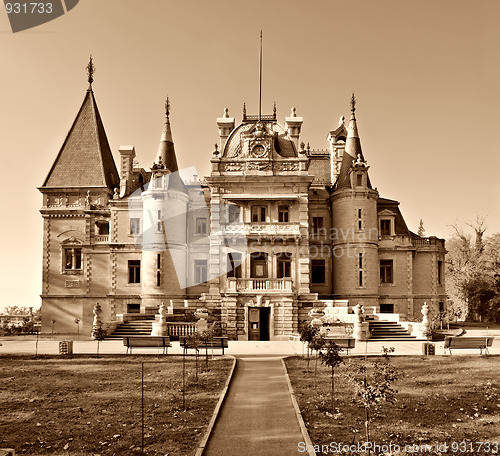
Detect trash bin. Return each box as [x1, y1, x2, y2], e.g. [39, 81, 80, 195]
[59, 340, 73, 355]
[422, 342, 435, 355]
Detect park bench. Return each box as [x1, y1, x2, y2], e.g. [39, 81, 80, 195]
[323, 337, 356, 354]
[180, 336, 229, 355]
[444, 336, 494, 355]
[123, 336, 171, 354]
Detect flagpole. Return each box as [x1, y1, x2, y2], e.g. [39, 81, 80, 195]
[259, 30, 262, 121]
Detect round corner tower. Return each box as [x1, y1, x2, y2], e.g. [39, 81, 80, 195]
[330, 95, 379, 308]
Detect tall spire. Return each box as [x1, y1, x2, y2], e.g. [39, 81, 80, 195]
[86, 55, 95, 91]
[155, 97, 175, 170]
[259, 30, 262, 121]
[334, 93, 371, 190]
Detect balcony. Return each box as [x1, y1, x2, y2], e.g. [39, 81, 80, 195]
[226, 277, 293, 293]
[223, 223, 302, 237]
[95, 235, 109, 243]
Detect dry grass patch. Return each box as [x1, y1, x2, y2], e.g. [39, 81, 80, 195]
[285, 355, 500, 455]
[0, 355, 233, 455]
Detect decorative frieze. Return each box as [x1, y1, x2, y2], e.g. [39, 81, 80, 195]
[221, 162, 245, 172]
[65, 280, 80, 288]
[274, 162, 299, 171]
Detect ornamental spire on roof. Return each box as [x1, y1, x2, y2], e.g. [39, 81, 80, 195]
[86, 55, 95, 90]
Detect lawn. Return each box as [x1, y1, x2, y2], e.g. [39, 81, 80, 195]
[0, 355, 233, 456]
[285, 354, 500, 455]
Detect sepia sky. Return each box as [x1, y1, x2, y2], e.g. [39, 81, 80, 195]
[0, 0, 499, 311]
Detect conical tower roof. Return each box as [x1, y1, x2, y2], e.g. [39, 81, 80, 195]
[154, 98, 179, 173]
[152, 98, 186, 193]
[335, 94, 371, 190]
[42, 84, 119, 190]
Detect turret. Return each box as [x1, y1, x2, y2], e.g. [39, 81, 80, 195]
[141, 99, 189, 313]
[330, 95, 379, 307]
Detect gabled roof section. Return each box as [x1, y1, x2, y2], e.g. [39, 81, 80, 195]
[377, 197, 410, 235]
[42, 89, 119, 189]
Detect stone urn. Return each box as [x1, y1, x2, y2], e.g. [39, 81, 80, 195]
[308, 308, 324, 329]
[195, 308, 210, 332]
[151, 302, 168, 336]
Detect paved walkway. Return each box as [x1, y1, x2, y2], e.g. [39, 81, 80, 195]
[1, 332, 499, 356]
[203, 356, 304, 456]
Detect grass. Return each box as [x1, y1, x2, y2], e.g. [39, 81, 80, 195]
[0, 354, 233, 456]
[285, 354, 500, 455]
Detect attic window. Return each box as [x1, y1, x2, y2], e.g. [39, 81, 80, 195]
[380, 219, 392, 236]
[337, 136, 346, 143]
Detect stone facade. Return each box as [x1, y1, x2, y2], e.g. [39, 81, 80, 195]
[39, 83, 447, 339]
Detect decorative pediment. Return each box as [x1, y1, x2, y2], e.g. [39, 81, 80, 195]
[61, 236, 83, 245]
[378, 209, 396, 217]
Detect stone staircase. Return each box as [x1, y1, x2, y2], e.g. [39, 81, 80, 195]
[106, 316, 155, 340]
[368, 320, 416, 341]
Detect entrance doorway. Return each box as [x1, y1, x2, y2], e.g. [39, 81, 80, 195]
[248, 307, 270, 341]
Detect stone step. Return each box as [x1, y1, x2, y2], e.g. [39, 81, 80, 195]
[368, 320, 416, 341]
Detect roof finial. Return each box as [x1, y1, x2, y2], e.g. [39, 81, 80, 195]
[165, 96, 170, 121]
[350, 93, 356, 115]
[243, 102, 247, 120]
[86, 55, 95, 89]
[273, 101, 276, 117]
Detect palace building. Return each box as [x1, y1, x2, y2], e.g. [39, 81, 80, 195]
[39, 65, 447, 339]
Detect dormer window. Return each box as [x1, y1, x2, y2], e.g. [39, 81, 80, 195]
[252, 206, 266, 223]
[380, 219, 392, 236]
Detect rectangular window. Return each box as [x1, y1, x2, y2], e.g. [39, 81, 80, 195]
[311, 259, 326, 284]
[278, 206, 289, 223]
[358, 253, 363, 269]
[357, 174, 363, 186]
[95, 221, 109, 235]
[156, 253, 161, 287]
[64, 248, 82, 270]
[359, 270, 363, 287]
[228, 205, 240, 223]
[277, 253, 292, 278]
[196, 217, 207, 234]
[380, 259, 393, 284]
[227, 253, 242, 278]
[380, 303, 394, 313]
[357, 209, 363, 231]
[130, 218, 140, 235]
[128, 260, 141, 284]
[252, 206, 266, 222]
[157, 210, 162, 232]
[437, 260, 443, 285]
[312, 217, 324, 235]
[195, 260, 208, 284]
[380, 219, 391, 236]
